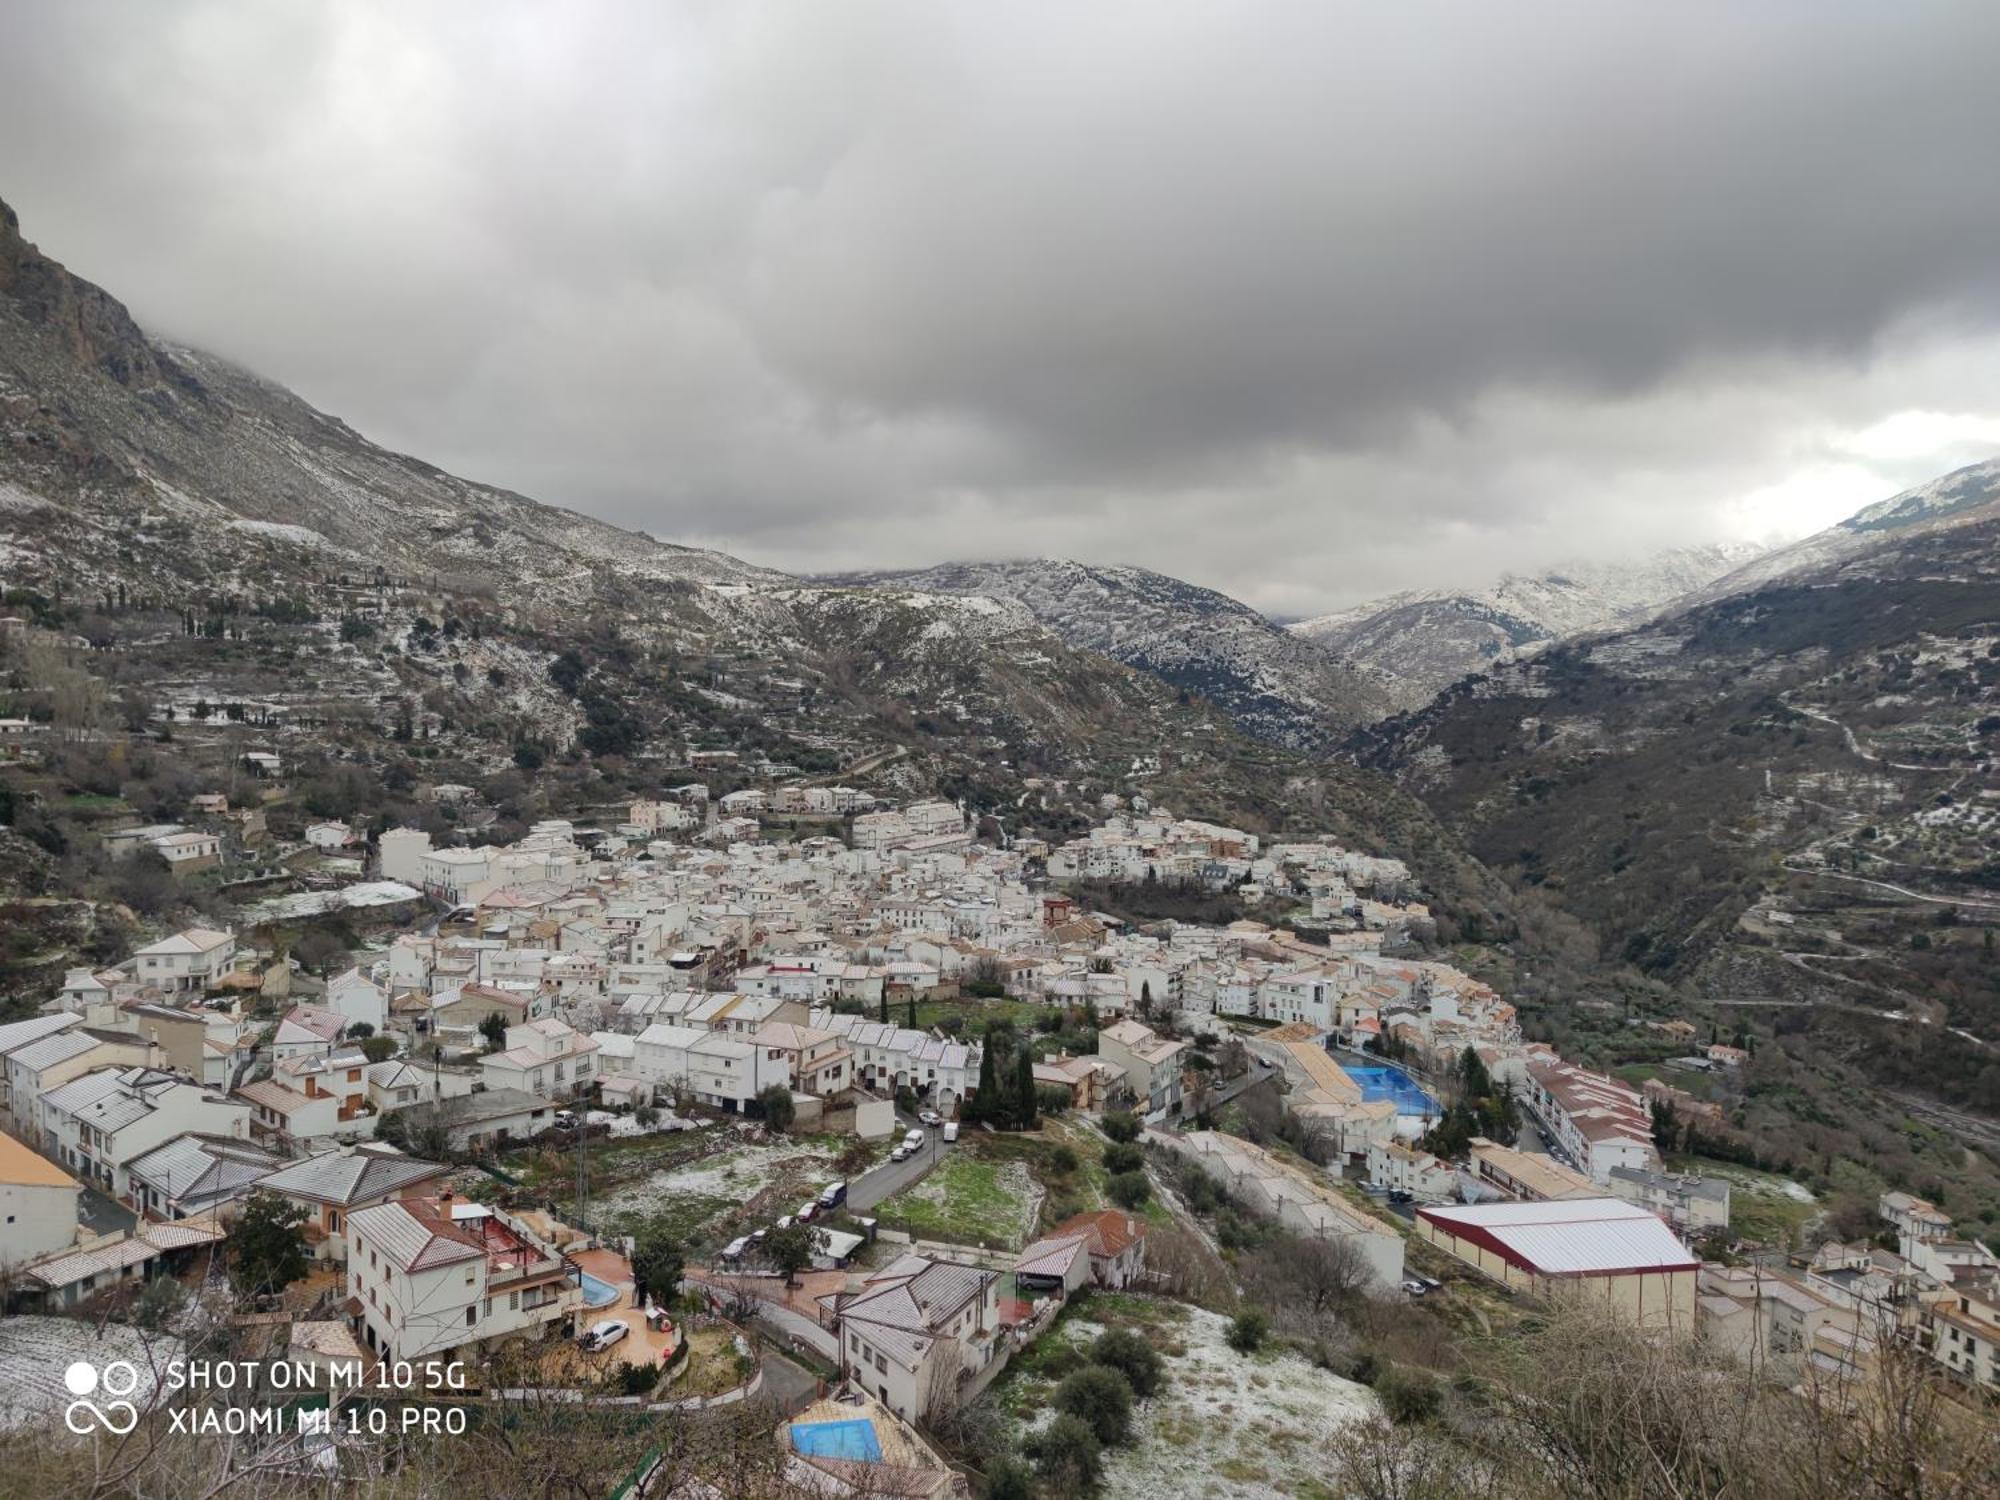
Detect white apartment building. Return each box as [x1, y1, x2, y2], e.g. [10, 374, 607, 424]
[634, 1023, 792, 1110]
[1523, 1060, 1657, 1181]
[345, 1194, 584, 1365]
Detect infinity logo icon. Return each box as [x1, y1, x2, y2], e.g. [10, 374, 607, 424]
[63, 1360, 140, 1435]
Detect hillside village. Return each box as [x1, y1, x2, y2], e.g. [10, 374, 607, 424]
[1, 765, 1994, 1494]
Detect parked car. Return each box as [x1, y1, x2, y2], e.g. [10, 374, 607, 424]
[798, 1201, 817, 1222]
[553, 1110, 577, 1130]
[720, 1237, 749, 1261]
[818, 1181, 847, 1210]
[942, 1122, 959, 1143]
[1388, 1189, 1413, 1205]
[890, 1144, 911, 1162]
[775, 1215, 795, 1231]
[580, 1319, 630, 1352]
[903, 1128, 926, 1149]
[1401, 1279, 1428, 1298]
[918, 1110, 942, 1127]
[749, 1228, 768, 1245]
[1416, 1274, 1443, 1291]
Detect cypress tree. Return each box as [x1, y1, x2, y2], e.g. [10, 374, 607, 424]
[1015, 1044, 1038, 1129]
[878, 991, 889, 1025]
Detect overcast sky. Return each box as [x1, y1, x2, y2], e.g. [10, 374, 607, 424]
[6, 2, 2000, 616]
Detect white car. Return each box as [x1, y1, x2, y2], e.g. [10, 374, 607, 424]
[890, 1144, 911, 1162]
[580, 1319, 630, 1352]
[918, 1110, 942, 1127]
[903, 1128, 926, 1149]
[720, 1236, 749, 1261]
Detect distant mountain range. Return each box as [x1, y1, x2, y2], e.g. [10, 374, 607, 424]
[1288, 543, 1770, 707]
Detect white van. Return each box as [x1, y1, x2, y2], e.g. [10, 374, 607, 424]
[942, 1122, 959, 1143]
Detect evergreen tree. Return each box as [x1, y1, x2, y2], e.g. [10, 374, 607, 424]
[1015, 1043, 1038, 1129]
[878, 990, 889, 1024]
[970, 1040, 997, 1123]
[906, 996, 918, 1029]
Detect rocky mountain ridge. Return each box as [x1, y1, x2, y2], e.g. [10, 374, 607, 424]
[1289, 542, 1769, 707]
[818, 558, 1394, 751]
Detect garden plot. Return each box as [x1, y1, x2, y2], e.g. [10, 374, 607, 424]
[590, 1132, 850, 1244]
[887, 1156, 1042, 1250]
[1006, 1299, 1375, 1500]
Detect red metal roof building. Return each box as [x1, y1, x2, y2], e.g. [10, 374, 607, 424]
[1415, 1198, 1698, 1331]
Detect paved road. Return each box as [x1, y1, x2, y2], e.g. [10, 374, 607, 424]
[78, 1182, 136, 1238]
[847, 1124, 946, 1212]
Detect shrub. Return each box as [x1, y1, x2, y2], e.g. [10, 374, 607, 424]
[1092, 1328, 1165, 1399]
[1054, 1364, 1133, 1446]
[1226, 1309, 1268, 1355]
[1101, 1111, 1141, 1144]
[1375, 1367, 1443, 1425]
[756, 1083, 795, 1131]
[982, 1454, 1035, 1500]
[1034, 1413, 1101, 1492]
[1101, 1142, 1143, 1175]
[1107, 1171, 1151, 1210]
[1048, 1145, 1080, 1174]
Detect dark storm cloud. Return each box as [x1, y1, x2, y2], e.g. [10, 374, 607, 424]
[4, 1, 2000, 610]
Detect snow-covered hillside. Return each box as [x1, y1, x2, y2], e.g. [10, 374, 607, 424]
[821, 558, 1394, 750]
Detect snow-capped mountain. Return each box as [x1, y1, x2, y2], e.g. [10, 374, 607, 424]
[1290, 543, 1768, 706]
[819, 558, 1395, 751]
[1675, 455, 2000, 609]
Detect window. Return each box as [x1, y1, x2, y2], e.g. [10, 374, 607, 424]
[466, 1306, 477, 1326]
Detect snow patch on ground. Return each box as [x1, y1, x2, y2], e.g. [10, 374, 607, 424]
[1019, 1304, 1376, 1499]
[0, 1318, 184, 1433]
[227, 518, 328, 546]
[593, 1134, 841, 1221]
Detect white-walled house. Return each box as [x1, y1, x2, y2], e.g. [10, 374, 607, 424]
[258, 1145, 448, 1261]
[236, 1048, 375, 1147]
[0, 1133, 81, 1271]
[131, 928, 237, 992]
[38, 1066, 251, 1201]
[273, 1004, 351, 1062]
[377, 827, 434, 886]
[480, 1018, 599, 1100]
[633, 1023, 791, 1111]
[1097, 1020, 1189, 1115]
[345, 1194, 584, 1364]
[824, 1253, 1001, 1423]
[327, 969, 389, 1035]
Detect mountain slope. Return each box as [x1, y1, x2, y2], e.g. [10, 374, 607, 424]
[818, 558, 1394, 751]
[0, 193, 1513, 934]
[1290, 543, 1767, 707]
[1350, 500, 2000, 1124]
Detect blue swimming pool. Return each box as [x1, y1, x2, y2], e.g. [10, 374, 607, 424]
[578, 1271, 622, 1308]
[1340, 1062, 1439, 1116]
[791, 1419, 884, 1462]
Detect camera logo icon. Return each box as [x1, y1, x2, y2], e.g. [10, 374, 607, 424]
[63, 1360, 141, 1435]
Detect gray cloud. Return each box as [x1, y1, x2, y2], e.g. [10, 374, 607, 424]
[5, 1, 2000, 612]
